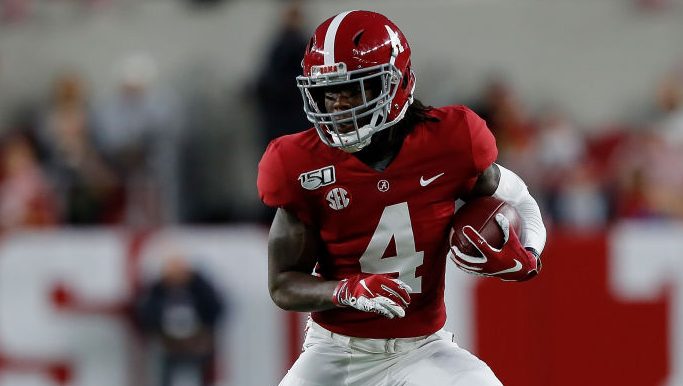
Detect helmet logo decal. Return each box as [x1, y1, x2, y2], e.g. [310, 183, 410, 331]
[299, 165, 336, 190]
[326, 187, 350, 210]
[385, 25, 404, 63]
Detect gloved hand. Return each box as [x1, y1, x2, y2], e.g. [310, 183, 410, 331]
[332, 274, 412, 318]
[450, 213, 541, 282]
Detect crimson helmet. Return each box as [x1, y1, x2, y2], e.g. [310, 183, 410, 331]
[297, 10, 416, 152]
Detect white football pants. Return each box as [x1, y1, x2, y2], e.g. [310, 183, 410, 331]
[278, 320, 504, 386]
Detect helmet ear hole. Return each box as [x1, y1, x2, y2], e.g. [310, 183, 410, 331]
[401, 70, 409, 89]
[352, 30, 365, 46]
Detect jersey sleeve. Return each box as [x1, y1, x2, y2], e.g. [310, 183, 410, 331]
[438, 105, 498, 193]
[257, 140, 314, 225]
[257, 140, 294, 209]
[462, 106, 498, 174]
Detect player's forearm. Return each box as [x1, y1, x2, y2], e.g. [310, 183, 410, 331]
[492, 164, 547, 254]
[269, 271, 339, 312]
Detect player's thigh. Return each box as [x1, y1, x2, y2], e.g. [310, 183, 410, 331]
[278, 342, 352, 386]
[397, 339, 503, 386]
[451, 368, 503, 386]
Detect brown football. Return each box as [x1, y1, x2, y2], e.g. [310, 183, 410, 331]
[450, 196, 522, 257]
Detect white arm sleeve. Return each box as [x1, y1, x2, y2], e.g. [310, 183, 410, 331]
[492, 164, 546, 254]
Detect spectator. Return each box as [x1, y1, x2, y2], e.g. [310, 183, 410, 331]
[608, 129, 680, 219]
[553, 161, 609, 231]
[654, 70, 683, 147]
[36, 71, 122, 224]
[533, 107, 588, 226]
[470, 76, 534, 150]
[135, 254, 226, 386]
[254, 0, 310, 147]
[94, 52, 184, 227]
[0, 134, 58, 230]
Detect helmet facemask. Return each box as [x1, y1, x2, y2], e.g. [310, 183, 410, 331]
[297, 62, 405, 153]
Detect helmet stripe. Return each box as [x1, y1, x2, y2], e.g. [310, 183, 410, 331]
[323, 10, 355, 65]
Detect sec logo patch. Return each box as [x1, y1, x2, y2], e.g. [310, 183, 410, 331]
[326, 187, 350, 210]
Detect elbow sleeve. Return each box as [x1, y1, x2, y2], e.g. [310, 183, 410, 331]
[492, 164, 547, 254]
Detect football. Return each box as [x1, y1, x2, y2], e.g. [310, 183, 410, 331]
[450, 196, 522, 257]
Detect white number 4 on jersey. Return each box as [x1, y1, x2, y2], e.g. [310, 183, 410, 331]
[359, 202, 424, 293]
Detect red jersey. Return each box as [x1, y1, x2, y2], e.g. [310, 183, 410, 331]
[257, 105, 497, 338]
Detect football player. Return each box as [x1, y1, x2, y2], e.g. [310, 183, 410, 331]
[257, 10, 546, 386]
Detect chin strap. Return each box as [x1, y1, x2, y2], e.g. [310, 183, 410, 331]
[328, 125, 374, 153]
[328, 108, 385, 152]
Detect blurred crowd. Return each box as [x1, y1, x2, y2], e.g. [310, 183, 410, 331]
[0, 1, 682, 234]
[467, 69, 683, 232]
[0, 53, 185, 229]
